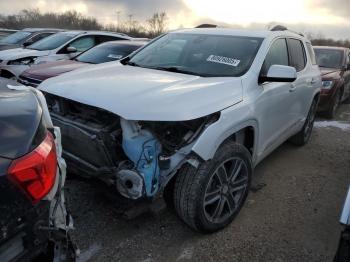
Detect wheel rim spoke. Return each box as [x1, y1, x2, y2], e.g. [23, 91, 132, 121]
[204, 189, 221, 206]
[213, 196, 226, 219]
[230, 177, 248, 194]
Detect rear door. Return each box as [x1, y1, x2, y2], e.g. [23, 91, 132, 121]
[287, 39, 319, 122]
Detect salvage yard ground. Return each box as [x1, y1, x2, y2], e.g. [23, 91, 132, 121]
[67, 103, 350, 262]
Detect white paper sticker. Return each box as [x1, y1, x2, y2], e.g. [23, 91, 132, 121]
[207, 55, 240, 67]
[107, 54, 123, 59]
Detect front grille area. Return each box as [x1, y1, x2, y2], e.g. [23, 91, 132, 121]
[17, 75, 42, 87]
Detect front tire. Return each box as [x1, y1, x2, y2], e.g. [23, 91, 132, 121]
[173, 141, 252, 233]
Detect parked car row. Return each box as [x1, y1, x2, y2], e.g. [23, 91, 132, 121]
[0, 25, 349, 260]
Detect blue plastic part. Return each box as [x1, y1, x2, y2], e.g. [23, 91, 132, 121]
[122, 130, 161, 197]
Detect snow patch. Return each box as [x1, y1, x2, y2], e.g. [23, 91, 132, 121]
[314, 121, 350, 131]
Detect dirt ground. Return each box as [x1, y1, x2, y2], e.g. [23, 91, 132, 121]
[67, 103, 350, 262]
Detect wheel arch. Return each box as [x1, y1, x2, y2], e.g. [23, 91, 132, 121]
[191, 118, 259, 163]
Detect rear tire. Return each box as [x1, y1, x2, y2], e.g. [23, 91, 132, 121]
[325, 89, 341, 119]
[289, 98, 317, 146]
[172, 141, 252, 233]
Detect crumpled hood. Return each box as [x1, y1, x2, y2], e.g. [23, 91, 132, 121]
[39, 62, 243, 121]
[320, 68, 342, 79]
[0, 48, 49, 61]
[22, 60, 89, 80]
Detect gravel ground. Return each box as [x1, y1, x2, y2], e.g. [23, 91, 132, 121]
[66, 103, 350, 262]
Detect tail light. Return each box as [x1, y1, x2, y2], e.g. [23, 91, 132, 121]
[8, 132, 57, 203]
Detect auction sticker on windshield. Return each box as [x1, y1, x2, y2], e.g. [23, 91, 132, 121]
[207, 55, 240, 67]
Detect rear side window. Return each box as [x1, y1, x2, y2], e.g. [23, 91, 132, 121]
[306, 43, 317, 65]
[261, 38, 289, 76]
[68, 36, 96, 52]
[287, 39, 306, 71]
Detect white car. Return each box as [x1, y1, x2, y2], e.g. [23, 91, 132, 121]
[0, 30, 132, 79]
[39, 27, 321, 233]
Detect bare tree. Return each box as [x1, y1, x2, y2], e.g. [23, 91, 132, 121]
[147, 12, 168, 37]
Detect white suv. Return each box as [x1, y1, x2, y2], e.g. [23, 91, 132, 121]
[0, 30, 132, 79]
[39, 28, 321, 233]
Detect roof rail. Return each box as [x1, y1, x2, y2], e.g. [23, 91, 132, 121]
[270, 25, 288, 31]
[196, 24, 217, 28]
[270, 25, 305, 37]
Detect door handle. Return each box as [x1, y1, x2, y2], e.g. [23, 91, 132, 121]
[289, 83, 297, 92]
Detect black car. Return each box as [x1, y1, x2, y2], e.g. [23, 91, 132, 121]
[0, 28, 63, 51]
[0, 78, 75, 261]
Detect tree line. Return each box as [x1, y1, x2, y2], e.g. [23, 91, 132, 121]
[1, 9, 349, 47]
[0, 9, 168, 38]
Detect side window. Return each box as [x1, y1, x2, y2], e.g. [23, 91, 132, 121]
[67, 36, 96, 52]
[30, 33, 53, 43]
[96, 35, 123, 44]
[287, 39, 306, 72]
[261, 38, 289, 76]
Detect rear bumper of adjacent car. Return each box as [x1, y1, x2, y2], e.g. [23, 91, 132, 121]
[0, 202, 50, 262]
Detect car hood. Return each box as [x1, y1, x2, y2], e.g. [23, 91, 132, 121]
[0, 79, 42, 159]
[22, 60, 89, 81]
[0, 48, 49, 61]
[0, 43, 21, 51]
[39, 62, 243, 121]
[320, 68, 342, 79]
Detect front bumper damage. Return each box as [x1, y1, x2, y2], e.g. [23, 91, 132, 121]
[8, 85, 77, 261]
[45, 93, 218, 201]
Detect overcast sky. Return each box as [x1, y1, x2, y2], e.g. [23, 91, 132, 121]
[0, 0, 349, 39]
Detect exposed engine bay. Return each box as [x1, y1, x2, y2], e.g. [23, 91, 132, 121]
[45, 93, 219, 200]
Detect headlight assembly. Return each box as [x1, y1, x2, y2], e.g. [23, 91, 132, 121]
[321, 80, 334, 90]
[7, 57, 37, 66]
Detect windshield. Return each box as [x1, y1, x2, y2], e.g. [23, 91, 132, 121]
[128, 33, 263, 77]
[0, 31, 31, 44]
[76, 43, 142, 64]
[28, 32, 78, 51]
[314, 48, 344, 69]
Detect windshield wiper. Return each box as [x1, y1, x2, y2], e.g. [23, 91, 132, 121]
[154, 66, 203, 76]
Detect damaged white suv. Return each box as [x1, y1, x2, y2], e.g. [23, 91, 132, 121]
[39, 28, 321, 233]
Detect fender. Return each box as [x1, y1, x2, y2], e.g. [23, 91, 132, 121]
[191, 102, 259, 164]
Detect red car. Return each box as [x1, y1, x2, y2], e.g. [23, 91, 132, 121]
[18, 40, 147, 87]
[314, 46, 350, 118]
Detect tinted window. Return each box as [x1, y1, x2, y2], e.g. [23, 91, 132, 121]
[76, 43, 143, 64]
[68, 36, 96, 52]
[306, 43, 317, 65]
[129, 33, 263, 77]
[314, 48, 344, 69]
[29, 33, 53, 43]
[261, 38, 289, 75]
[0, 31, 31, 44]
[96, 35, 123, 44]
[287, 39, 306, 72]
[28, 32, 78, 51]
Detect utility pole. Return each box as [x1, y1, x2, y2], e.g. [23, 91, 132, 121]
[116, 10, 121, 28]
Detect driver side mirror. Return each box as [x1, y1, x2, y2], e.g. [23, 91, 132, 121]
[66, 46, 77, 53]
[259, 65, 297, 83]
